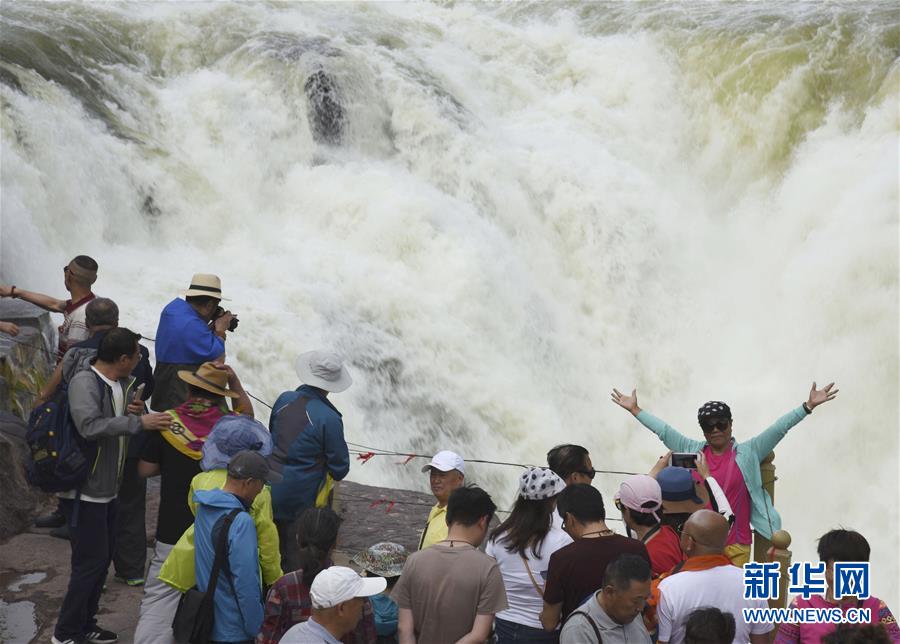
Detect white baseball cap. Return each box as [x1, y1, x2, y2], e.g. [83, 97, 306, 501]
[310, 566, 387, 609]
[421, 450, 465, 474]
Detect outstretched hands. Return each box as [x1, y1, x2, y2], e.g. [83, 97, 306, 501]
[611, 388, 641, 416]
[807, 381, 838, 410]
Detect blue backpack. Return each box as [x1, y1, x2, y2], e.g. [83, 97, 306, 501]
[26, 373, 103, 493]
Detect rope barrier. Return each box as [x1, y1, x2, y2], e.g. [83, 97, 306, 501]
[138, 333, 641, 476]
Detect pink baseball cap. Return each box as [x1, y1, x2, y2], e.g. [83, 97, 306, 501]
[615, 474, 662, 520]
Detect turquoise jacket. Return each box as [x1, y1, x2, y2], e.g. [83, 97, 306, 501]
[636, 406, 808, 540]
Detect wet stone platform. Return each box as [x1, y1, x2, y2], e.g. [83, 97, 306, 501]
[0, 478, 432, 643]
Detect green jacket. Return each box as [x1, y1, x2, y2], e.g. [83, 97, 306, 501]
[636, 406, 808, 540]
[158, 469, 283, 591]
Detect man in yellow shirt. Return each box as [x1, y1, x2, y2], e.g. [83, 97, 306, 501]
[418, 450, 466, 549]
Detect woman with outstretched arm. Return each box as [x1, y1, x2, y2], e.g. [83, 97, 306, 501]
[610, 382, 838, 565]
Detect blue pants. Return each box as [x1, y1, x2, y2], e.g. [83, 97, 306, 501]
[494, 617, 560, 643]
[54, 498, 118, 640]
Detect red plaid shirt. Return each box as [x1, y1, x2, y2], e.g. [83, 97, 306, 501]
[257, 568, 377, 644]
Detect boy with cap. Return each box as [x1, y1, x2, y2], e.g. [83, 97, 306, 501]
[616, 475, 683, 577]
[418, 450, 466, 549]
[136, 416, 281, 644]
[281, 567, 386, 644]
[193, 450, 281, 643]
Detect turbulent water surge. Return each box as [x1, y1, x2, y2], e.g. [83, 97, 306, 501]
[1, 2, 898, 606]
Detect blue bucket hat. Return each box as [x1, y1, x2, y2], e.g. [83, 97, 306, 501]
[201, 415, 273, 472]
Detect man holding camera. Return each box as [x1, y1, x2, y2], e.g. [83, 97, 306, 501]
[151, 274, 237, 411]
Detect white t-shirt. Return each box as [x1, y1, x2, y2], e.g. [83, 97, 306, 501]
[657, 564, 773, 643]
[58, 367, 125, 504]
[486, 527, 573, 629]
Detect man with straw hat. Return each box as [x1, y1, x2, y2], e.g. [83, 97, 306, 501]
[151, 273, 237, 411]
[133, 361, 252, 644]
[268, 350, 353, 571]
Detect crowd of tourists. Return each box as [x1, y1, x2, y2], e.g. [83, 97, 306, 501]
[1, 257, 898, 644]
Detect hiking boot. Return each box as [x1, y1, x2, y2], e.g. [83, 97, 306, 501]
[84, 629, 117, 643]
[49, 524, 71, 541]
[35, 511, 66, 528]
[51, 636, 85, 644]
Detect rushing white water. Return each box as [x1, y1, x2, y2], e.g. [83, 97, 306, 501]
[2, 1, 897, 606]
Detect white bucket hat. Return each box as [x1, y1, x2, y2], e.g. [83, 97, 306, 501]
[183, 273, 228, 300]
[295, 350, 353, 393]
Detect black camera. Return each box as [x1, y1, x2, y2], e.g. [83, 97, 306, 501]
[214, 306, 239, 332]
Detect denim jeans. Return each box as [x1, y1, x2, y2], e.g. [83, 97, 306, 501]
[494, 617, 560, 644]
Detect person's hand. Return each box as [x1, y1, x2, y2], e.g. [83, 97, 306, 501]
[0, 321, 20, 336]
[807, 381, 838, 410]
[611, 388, 641, 416]
[213, 311, 235, 335]
[0, 285, 13, 298]
[127, 400, 145, 416]
[649, 450, 673, 478]
[141, 412, 172, 431]
[696, 451, 711, 479]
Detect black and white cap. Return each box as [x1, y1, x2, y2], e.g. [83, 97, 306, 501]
[697, 401, 732, 422]
[519, 467, 565, 501]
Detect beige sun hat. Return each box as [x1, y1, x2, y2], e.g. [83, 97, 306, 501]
[295, 350, 352, 393]
[183, 273, 229, 300]
[177, 362, 239, 398]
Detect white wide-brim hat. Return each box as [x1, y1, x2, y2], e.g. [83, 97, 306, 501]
[183, 273, 229, 301]
[295, 350, 353, 393]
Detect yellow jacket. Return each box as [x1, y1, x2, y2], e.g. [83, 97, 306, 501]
[158, 469, 283, 591]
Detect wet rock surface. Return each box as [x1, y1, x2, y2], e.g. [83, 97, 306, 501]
[0, 478, 432, 642]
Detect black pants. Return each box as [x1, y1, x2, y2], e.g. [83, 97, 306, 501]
[55, 498, 118, 640]
[275, 518, 301, 573]
[113, 457, 147, 579]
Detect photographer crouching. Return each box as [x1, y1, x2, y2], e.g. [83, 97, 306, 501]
[150, 273, 240, 411]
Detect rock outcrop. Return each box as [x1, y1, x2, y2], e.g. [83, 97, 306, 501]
[0, 299, 55, 542]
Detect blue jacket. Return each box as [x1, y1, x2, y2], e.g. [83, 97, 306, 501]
[268, 385, 350, 521]
[193, 488, 263, 641]
[636, 406, 808, 540]
[154, 298, 225, 364]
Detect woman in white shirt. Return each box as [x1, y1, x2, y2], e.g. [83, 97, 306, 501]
[486, 467, 573, 643]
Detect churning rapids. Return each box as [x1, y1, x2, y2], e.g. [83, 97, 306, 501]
[1, 1, 897, 606]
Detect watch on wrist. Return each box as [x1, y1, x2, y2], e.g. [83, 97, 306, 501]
[802, 402, 812, 414]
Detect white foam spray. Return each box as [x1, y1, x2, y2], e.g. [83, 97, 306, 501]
[2, 1, 897, 605]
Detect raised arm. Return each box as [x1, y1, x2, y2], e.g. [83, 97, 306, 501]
[750, 382, 838, 458]
[611, 388, 704, 453]
[0, 285, 67, 312]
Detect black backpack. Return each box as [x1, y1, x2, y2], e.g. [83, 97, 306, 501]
[26, 373, 104, 493]
[172, 508, 243, 644]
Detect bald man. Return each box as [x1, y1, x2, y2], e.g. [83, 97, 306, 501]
[656, 511, 772, 643]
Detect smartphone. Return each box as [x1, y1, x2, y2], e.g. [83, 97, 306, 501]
[670, 452, 698, 469]
[131, 383, 146, 404]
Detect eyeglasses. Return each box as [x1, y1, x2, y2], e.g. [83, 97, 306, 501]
[702, 420, 730, 434]
[577, 469, 597, 480]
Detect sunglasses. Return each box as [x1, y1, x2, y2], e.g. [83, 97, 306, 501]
[615, 499, 624, 512]
[702, 420, 730, 434]
[577, 469, 597, 481]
